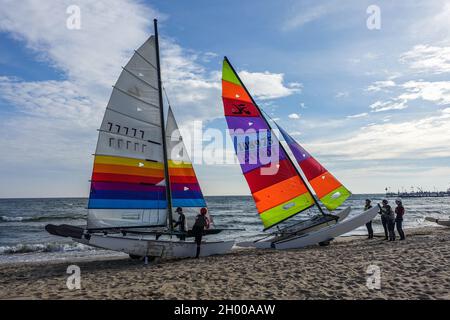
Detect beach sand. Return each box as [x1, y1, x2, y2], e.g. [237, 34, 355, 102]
[0, 226, 449, 300]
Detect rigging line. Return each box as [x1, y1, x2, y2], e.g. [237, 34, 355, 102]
[162, 85, 172, 108]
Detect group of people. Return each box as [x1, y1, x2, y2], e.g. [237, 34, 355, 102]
[173, 206, 210, 258]
[365, 198, 405, 241]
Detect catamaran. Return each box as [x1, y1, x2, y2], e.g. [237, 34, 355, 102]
[45, 20, 234, 259]
[221, 57, 378, 249]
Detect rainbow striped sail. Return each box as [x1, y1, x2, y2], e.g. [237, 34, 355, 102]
[166, 106, 210, 227]
[87, 36, 168, 228]
[222, 57, 314, 229]
[276, 124, 351, 211]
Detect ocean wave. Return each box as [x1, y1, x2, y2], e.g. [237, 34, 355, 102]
[0, 242, 94, 255]
[0, 214, 85, 223]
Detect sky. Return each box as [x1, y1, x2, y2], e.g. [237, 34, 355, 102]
[0, 0, 450, 197]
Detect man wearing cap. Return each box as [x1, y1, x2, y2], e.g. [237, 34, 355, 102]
[173, 207, 186, 241]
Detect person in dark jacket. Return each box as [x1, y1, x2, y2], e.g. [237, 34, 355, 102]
[192, 207, 210, 258]
[365, 199, 374, 239]
[395, 199, 406, 240]
[173, 207, 186, 241]
[379, 199, 394, 240]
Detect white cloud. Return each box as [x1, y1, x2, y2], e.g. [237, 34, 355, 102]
[288, 113, 301, 119]
[335, 91, 349, 98]
[238, 71, 301, 100]
[366, 80, 396, 92]
[400, 45, 450, 74]
[367, 79, 450, 113]
[283, 5, 329, 31]
[310, 108, 450, 161]
[399, 80, 450, 105]
[369, 100, 408, 113]
[346, 112, 368, 119]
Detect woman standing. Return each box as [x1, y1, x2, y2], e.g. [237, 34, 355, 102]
[365, 199, 374, 239]
[395, 199, 406, 240]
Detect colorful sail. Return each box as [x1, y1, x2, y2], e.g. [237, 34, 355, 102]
[166, 106, 210, 228]
[222, 58, 314, 229]
[276, 124, 351, 211]
[87, 36, 168, 229]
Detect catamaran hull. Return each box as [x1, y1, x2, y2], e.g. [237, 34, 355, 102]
[425, 217, 450, 227]
[274, 206, 379, 250]
[75, 235, 235, 259]
[237, 207, 351, 249]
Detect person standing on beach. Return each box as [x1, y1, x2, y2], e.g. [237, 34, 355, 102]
[379, 199, 393, 240]
[192, 207, 210, 259]
[395, 199, 406, 240]
[365, 199, 374, 239]
[173, 207, 186, 241]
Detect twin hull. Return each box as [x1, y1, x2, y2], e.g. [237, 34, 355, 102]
[274, 206, 379, 249]
[76, 235, 234, 259]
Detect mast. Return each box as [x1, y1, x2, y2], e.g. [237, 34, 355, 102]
[154, 19, 174, 230]
[223, 56, 327, 218]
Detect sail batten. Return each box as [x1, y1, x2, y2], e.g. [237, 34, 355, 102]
[222, 58, 315, 229]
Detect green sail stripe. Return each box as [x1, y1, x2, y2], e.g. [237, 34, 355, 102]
[260, 193, 314, 229]
[222, 59, 242, 86]
[320, 185, 351, 211]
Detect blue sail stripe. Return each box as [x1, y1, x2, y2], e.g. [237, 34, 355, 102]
[172, 198, 207, 207]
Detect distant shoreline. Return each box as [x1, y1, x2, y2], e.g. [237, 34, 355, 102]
[0, 194, 388, 200]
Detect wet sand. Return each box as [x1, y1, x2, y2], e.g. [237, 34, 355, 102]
[0, 227, 449, 300]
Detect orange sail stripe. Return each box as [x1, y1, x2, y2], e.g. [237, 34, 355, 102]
[93, 163, 164, 178]
[253, 176, 308, 213]
[222, 80, 252, 102]
[169, 167, 196, 177]
[309, 171, 342, 199]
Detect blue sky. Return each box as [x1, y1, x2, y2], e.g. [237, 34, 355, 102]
[1, 0, 450, 197]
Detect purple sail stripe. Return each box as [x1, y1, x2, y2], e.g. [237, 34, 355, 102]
[91, 181, 165, 192]
[170, 183, 202, 193]
[171, 190, 204, 199]
[225, 116, 269, 131]
[277, 124, 312, 163]
[286, 142, 312, 163]
[238, 149, 287, 173]
[90, 189, 166, 200]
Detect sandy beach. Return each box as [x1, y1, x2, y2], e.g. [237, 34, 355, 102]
[0, 226, 449, 300]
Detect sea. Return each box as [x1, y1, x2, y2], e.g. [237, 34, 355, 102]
[0, 195, 449, 264]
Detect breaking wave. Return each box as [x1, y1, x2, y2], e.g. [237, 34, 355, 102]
[0, 242, 94, 255]
[0, 214, 85, 223]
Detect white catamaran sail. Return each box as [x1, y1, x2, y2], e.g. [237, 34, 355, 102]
[46, 20, 234, 259]
[87, 35, 168, 229]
